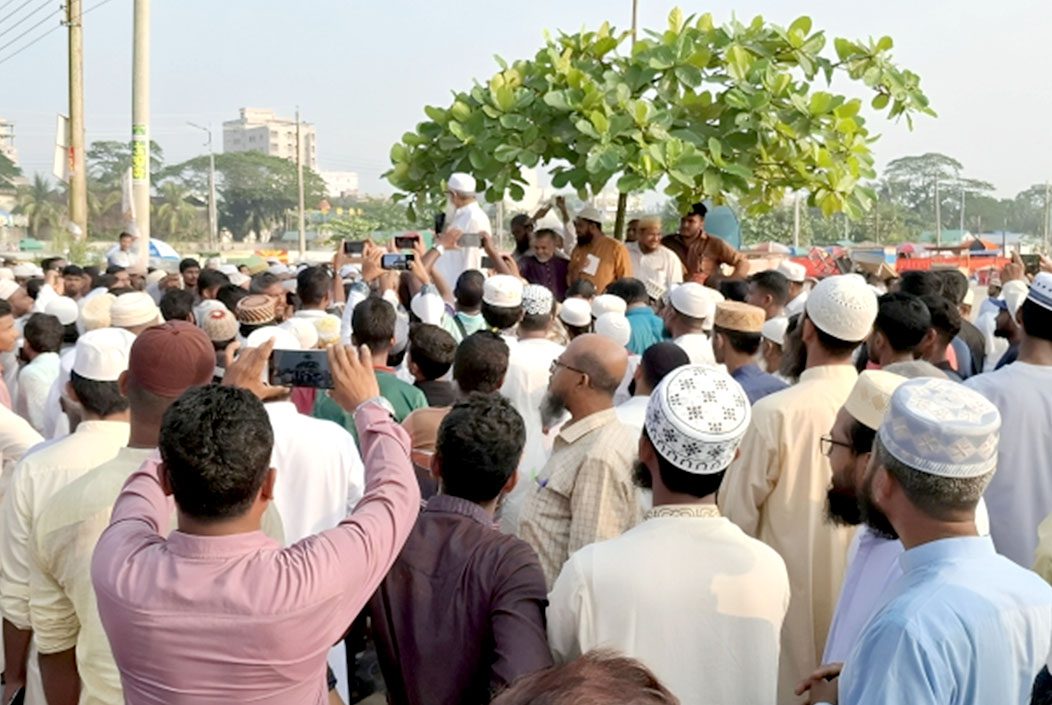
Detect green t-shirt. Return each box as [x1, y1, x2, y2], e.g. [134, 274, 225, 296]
[313, 371, 428, 442]
[440, 311, 487, 343]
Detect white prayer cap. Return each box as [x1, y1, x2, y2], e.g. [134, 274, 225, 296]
[594, 312, 631, 347]
[482, 275, 524, 308]
[314, 314, 342, 347]
[576, 205, 603, 224]
[521, 285, 554, 316]
[645, 364, 751, 474]
[776, 260, 807, 283]
[72, 328, 135, 382]
[1002, 280, 1029, 319]
[78, 293, 116, 335]
[245, 325, 301, 351]
[411, 290, 446, 325]
[12, 264, 33, 279]
[280, 318, 320, 350]
[219, 264, 238, 276]
[0, 280, 19, 300]
[590, 293, 627, 318]
[145, 269, 167, 286]
[205, 257, 223, 270]
[804, 274, 878, 343]
[761, 316, 789, 347]
[1027, 272, 1052, 312]
[110, 292, 161, 329]
[0, 268, 13, 281]
[45, 296, 79, 326]
[267, 263, 290, 277]
[669, 283, 719, 323]
[844, 370, 907, 432]
[447, 172, 477, 194]
[559, 297, 592, 328]
[229, 272, 250, 288]
[878, 377, 1000, 479]
[339, 264, 361, 281]
[281, 279, 298, 293]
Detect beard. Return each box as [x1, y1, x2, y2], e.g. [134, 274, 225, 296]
[859, 472, 899, 540]
[540, 390, 568, 431]
[633, 461, 653, 489]
[826, 485, 863, 527]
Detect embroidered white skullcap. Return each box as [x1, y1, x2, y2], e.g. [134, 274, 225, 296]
[110, 292, 161, 328]
[594, 312, 631, 347]
[447, 172, 476, 194]
[645, 364, 751, 474]
[245, 326, 301, 351]
[590, 293, 626, 318]
[72, 328, 135, 382]
[0, 280, 19, 300]
[1002, 280, 1029, 318]
[776, 260, 807, 283]
[45, 296, 79, 326]
[804, 274, 878, 343]
[0, 268, 12, 281]
[576, 205, 603, 224]
[482, 275, 523, 308]
[1027, 272, 1052, 312]
[521, 284, 554, 316]
[411, 290, 446, 324]
[845, 370, 907, 431]
[78, 293, 116, 335]
[559, 297, 592, 328]
[878, 377, 1001, 478]
[280, 318, 320, 350]
[761, 316, 789, 346]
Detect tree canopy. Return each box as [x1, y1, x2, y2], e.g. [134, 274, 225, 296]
[386, 9, 934, 221]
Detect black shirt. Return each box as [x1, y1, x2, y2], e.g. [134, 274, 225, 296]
[415, 379, 456, 407]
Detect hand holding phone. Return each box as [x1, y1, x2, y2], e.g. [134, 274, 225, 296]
[343, 240, 365, 255]
[381, 253, 415, 271]
[394, 234, 420, 250]
[269, 349, 334, 389]
[458, 233, 482, 248]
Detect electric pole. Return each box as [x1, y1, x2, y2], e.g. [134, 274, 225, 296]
[296, 107, 306, 261]
[1044, 181, 1050, 254]
[66, 0, 87, 239]
[934, 178, 941, 248]
[131, 0, 150, 267]
[188, 122, 217, 250]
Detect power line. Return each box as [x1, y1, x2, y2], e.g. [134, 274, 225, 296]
[0, 0, 115, 67]
[0, 0, 54, 40]
[0, 0, 42, 26]
[0, 0, 24, 16]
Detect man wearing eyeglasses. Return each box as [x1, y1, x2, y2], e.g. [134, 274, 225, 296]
[518, 333, 641, 587]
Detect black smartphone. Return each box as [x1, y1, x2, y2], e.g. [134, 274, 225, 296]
[481, 255, 496, 269]
[394, 234, 419, 249]
[343, 240, 364, 255]
[1021, 254, 1041, 276]
[381, 253, 415, 271]
[433, 212, 446, 234]
[269, 349, 334, 389]
[458, 233, 482, 248]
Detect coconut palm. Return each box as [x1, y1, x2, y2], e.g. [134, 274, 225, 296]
[15, 174, 66, 238]
[153, 182, 202, 240]
[87, 184, 123, 236]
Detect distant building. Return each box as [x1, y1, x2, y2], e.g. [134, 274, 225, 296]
[222, 108, 317, 170]
[319, 170, 359, 199]
[0, 117, 18, 166]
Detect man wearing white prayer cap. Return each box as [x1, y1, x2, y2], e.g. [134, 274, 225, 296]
[778, 261, 809, 317]
[566, 205, 631, 294]
[109, 292, 161, 334]
[590, 294, 626, 319]
[970, 272, 1052, 568]
[548, 365, 790, 705]
[481, 274, 524, 347]
[500, 283, 565, 532]
[663, 282, 718, 366]
[720, 273, 877, 704]
[0, 327, 134, 704]
[760, 315, 790, 378]
[557, 297, 592, 340]
[802, 378, 1052, 705]
[427, 172, 489, 294]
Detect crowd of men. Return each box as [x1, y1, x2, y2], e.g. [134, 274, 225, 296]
[0, 170, 1051, 705]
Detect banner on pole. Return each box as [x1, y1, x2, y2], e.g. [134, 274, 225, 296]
[52, 115, 70, 183]
[131, 123, 148, 183]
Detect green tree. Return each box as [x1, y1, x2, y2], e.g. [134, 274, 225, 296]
[321, 197, 420, 239]
[387, 9, 933, 227]
[152, 182, 204, 241]
[86, 140, 165, 189]
[160, 151, 326, 240]
[14, 174, 66, 238]
[0, 153, 21, 189]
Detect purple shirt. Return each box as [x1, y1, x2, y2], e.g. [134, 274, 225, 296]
[517, 255, 569, 302]
[91, 405, 421, 704]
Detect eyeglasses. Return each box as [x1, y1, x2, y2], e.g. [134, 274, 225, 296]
[820, 435, 853, 457]
[550, 358, 587, 377]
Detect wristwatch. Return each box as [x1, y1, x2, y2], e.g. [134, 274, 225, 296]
[432, 244, 445, 256]
[354, 396, 396, 418]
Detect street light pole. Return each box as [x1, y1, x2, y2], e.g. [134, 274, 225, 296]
[188, 122, 217, 250]
[295, 107, 306, 261]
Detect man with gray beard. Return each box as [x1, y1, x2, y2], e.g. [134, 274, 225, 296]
[518, 334, 640, 586]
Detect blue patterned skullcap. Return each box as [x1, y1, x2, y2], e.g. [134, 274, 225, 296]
[878, 378, 1001, 478]
[1028, 272, 1052, 312]
[644, 365, 751, 475]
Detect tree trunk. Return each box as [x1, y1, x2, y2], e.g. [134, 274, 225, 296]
[614, 192, 628, 241]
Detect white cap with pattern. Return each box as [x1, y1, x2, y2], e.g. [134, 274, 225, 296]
[804, 274, 878, 343]
[522, 284, 554, 316]
[844, 370, 907, 431]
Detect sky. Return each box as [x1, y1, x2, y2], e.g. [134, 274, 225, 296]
[4, 0, 1051, 199]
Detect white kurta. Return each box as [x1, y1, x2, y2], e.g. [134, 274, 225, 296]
[16, 352, 61, 435]
[548, 509, 790, 705]
[966, 362, 1052, 566]
[719, 364, 858, 703]
[784, 290, 808, 317]
[433, 201, 488, 288]
[674, 333, 716, 366]
[500, 337, 565, 533]
[626, 242, 684, 300]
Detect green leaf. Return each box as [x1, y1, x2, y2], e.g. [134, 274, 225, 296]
[617, 172, 647, 193]
[876, 35, 893, 52]
[726, 45, 753, 81]
[493, 144, 520, 163]
[674, 65, 703, 88]
[451, 101, 472, 122]
[499, 114, 531, 131]
[389, 143, 407, 162]
[668, 7, 684, 31]
[789, 16, 812, 36]
[589, 111, 611, 136]
[543, 91, 572, 111]
[702, 170, 723, 196]
[834, 38, 855, 61]
[708, 137, 723, 163]
[632, 100, 651, 126]
[834, 99, 861, 119]
[423, 105, 448, 124]
[871, 93, 890, 110]
[809, 92, 833, 115]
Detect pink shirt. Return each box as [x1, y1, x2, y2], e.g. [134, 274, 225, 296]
[91, 405, 421, 704]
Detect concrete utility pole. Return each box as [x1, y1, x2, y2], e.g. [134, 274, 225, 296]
[131, 0, 150, 267]
[188, 122, 217, 250]
[1044, 181, 1051, 253]
[66, 0, 87, 239]
[295, 107, 306, 261]
[933, 178, 942, 248]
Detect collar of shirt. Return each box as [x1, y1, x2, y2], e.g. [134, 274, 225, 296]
[797, 364, 859, 385]
[557, 407, 619, 445]
[264, 400, 299, 419]
[898, 535, 995, 575]
[626, 306, 658, 320]
[732, 363, 763, 379]
[166, 528, 279, 560]
[72, 419, 131, 439]
[645, 504, 721, 521]
[424, 494, 494, 527]
[25, 351, 60, 371]
[293, 309, 327, 319]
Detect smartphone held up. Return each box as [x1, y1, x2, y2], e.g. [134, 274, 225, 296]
[381, 253, 415, 271]
[268, 349, 334, 389]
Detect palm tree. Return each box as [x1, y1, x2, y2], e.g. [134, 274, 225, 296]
[87, 184, 123, 237]
[153, 182, 201, 240]
[15, 174, 65, 238]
